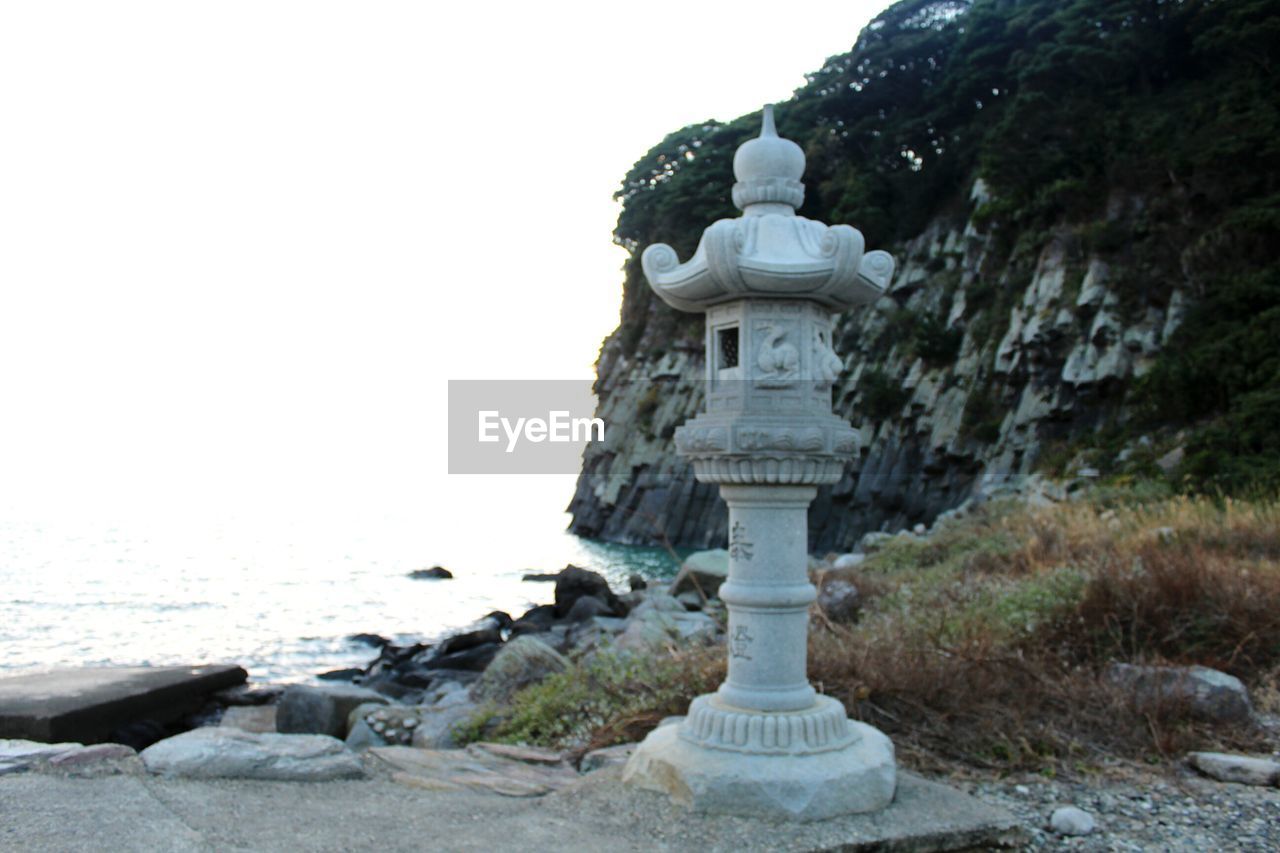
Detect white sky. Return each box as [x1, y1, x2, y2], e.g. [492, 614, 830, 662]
[0, 1, 887, 523]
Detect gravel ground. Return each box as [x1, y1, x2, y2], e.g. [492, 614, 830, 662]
[957, 765, 1280, 851]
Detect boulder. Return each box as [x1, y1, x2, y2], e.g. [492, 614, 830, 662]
[1049, 806, 1095, 836]
[437, 627, 503, 656]
[276, 683, 389, 737]
[470, 636, 569, 705]
[817, 575, 861, 623]
[424, 643, 501, 672]
[631, 590, 685, 615]
[317, 668, 362, 682]
[669, 549, 729, 599]
[212, 684, 283, 707]
[554, 565, 625, 618]
[832, 553, 865, 570]
[617, 607, 718, 652]
[359, 705, 427, 747]
[479, 611, 514, 631]
[345, 702, 389, 738]
[219, 705, 277, 733]
[580, 742, 636, 772]
[343, 717, 386, 751]
[628, 573, 647, 591]
[141, 728, 363, 781]
[522, 572, 560, 582]
[347, 633, 389, 648]
[566, 594, 613, 622]
[675, 591, 703, 611]
[1105, 663, 1253, 723]
[1188, 752, 1280, 787]
[409, 702, 480, 750]
[408, 566, 452, 580]
[509, 604, 558, 637]
[859, 531, 894, 553]
[45, 743, 142, 777]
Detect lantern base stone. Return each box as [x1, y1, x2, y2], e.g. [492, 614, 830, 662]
[622, 715, 896, 822]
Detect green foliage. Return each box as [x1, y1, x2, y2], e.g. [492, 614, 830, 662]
[482, 648, 719, 749]
[609, 0, 1280, 497]
[960, 378, 1002, 443]
[911, 311, 965, 365]
[858, 369, 911, 420]
[635, 384, 662, 438]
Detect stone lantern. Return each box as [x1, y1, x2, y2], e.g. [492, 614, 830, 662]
[622, 106, 898, 820]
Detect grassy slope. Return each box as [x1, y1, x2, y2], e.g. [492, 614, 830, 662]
[476, 486, 1280, 775]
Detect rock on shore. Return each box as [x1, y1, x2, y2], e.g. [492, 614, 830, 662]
[140, 728, 364, 781]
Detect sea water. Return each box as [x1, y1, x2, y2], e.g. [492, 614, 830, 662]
[0, 478, 681, 683]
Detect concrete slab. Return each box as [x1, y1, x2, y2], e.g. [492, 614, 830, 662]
[0, 665, 247, 743]
[0, 764, 1024, 852]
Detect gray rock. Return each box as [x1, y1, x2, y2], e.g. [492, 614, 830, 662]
[345, 702, 390, 738]
[470, 635, 569, 705]
[0, 739, 81, 763]
[859, 531, 894, 553]
[1105, 663, 1253, 723]
[616, 607, 718, 652]
[409, 566, 452, 580]
[674, 590, 704, 610]
[276, 683, 389, 737]
[580, 742, 637, 773]
[669, 549, 728, 599]
[140, 728, 363, 780]
[343, 718, 387, 751]
[832, 553, 865, 570]
[630, 590, 686, 615]
[46, 743, 137, 768]
[817, 575, 861, 623]
[219, 704, 277, 733]
[1156, 446, 1184, 475]
[409, 702, 479, 750]
[566, 594, 613, 622]
[554, 565, 624, 618]
[1050, 806, 1095, 836]
[1188, 752, 1280, 787]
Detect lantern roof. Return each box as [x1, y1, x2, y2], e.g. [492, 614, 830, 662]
[641, 106, 895, 314]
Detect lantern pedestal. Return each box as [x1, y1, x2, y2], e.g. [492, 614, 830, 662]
[623, 483, 896, 821]
[623, 714, 895, 822]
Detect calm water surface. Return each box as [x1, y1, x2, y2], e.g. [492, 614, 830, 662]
[0, 482, 679, 683]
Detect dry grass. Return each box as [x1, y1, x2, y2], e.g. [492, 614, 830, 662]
[497, 490, 1280, 776]
[809, 492, 1280, 774]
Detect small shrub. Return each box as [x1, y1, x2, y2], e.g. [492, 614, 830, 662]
[858, 369, 910, 420]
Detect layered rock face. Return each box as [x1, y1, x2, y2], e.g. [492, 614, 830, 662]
[568, 182, 1185, 551]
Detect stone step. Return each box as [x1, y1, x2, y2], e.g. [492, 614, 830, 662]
[0, 665, 247, 743]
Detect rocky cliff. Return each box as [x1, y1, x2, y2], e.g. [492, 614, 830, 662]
[569, 180, 1185, 551]
[568, 0, 1279, 549]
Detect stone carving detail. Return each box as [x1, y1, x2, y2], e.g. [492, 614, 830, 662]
[679, 694, 856, 755]
[691, 456, 847, 485]
[754, 323, 799, 387]
[728, 521, 754, 561]
[736, 428, 823, 452]
[676, 427, 728, 453]
[813, 328, 843, 389]
[857, 250, 896, 292]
